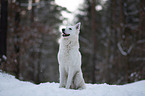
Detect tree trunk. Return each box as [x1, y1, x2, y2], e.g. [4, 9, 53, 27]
[140, 0, 145, 35]
[140, 0, 145, 80]
[91, 0, 96, 84]
[0, 0, 8, 67]
[31, 0, 35, 23]
[14, 0, 21, 79]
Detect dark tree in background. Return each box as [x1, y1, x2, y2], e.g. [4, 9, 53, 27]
[14, 0, 21, 79]
[91, 0, 97, 84]
[0, 0, 8, 66]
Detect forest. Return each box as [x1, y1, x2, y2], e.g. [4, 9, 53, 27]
[0, 0, 145, 85]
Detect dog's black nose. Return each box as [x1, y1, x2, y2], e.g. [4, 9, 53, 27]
[62, 28, 65, 32]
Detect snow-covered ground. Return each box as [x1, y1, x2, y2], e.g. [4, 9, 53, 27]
[0, 72, 145, 96]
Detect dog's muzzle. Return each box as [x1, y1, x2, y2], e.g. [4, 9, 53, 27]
[62, 28, 70, 37]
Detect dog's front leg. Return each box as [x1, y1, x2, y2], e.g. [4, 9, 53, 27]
[59, 67, 67, 88]
[65, 68, 75, 89]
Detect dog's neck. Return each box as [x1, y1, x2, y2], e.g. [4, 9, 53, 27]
[60, 36, 79, 49]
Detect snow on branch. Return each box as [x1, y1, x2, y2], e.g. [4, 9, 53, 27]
[137, 40, 145, 44]
[118, 39, 145, 56]
[127, 45, 134, 54]
[117, 42, 127, 56]
[117, 41, 134, 56]
[2, 55, 7, 61]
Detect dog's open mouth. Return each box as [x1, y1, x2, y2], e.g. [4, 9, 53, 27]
[62, 33, 70, 37]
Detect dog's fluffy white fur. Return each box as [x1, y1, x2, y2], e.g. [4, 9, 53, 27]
[57, 22, 86, 89]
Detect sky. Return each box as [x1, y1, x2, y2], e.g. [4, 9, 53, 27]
[55, 0, 84, 25]
[55, 0, 84, 12]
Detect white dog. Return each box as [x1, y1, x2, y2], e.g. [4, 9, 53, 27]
[57, 22, 86, 89]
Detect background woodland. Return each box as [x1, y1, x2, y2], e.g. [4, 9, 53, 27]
[0, 0, 145, 84]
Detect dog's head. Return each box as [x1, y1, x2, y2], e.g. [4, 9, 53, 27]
[61, 22, 81, 38]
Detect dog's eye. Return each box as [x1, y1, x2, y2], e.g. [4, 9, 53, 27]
[69, 28, 72, 30]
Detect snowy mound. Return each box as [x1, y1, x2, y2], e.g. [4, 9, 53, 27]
[0, 72, 145, 96]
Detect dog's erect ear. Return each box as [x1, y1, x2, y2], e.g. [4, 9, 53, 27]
[75, 22, 81, 30]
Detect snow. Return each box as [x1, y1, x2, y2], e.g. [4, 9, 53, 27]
[117, 42, 134, 56]
[95, 5, 103, 11]
[0, 72, 145, 96]
[55, 0, 84, 12]
[2, 55, 7, 61]
[117, 42, 127, 56]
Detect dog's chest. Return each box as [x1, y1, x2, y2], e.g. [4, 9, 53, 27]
[59, 47, 74, 63]
[60, 41, 73, 55]
[58, 39, 80, 67]
[59, 45, 78, 65]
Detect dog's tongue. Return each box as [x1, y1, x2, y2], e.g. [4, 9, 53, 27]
[62, 33, 70, 37]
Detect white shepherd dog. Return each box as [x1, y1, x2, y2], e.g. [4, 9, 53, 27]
[57, 22, 86, 89]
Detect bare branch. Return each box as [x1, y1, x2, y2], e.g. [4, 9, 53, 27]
[117, 42, 127, 56]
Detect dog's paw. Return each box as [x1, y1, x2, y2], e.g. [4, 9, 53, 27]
[78, 85, 86, 90]
[59, 84, 65, 88]
[65, 85, 70, 89]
